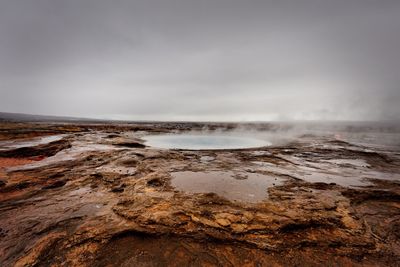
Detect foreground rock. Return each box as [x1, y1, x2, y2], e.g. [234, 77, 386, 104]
[0, 121, 399, 266]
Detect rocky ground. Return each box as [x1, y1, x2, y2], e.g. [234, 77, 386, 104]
[0, 121, 399, 266]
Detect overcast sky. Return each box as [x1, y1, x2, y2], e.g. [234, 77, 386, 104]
[0, 0, 399, 121]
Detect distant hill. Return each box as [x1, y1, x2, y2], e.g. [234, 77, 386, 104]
[0, 112, 96, 122]
[0, 112, 399, 130]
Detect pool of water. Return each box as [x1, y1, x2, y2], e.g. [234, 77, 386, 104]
[171, 171, 284, 202]
[0, 135, 66, 151]
[144, 134, 271, 150]
[252, 160, 374, 188]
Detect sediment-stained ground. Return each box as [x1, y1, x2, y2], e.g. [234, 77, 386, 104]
[0, 121, 399, 266]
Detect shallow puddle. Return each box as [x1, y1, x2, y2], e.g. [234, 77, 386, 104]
[300, 172, 370, 187]
[171, 171, 283, 202]
[7, 142, 118, 171]
[252, 161, 372, 187]
[322, 159, 370, 168]
[0, 135, 65, 150]
[200, 156, 215, 162]
[145, 134, 271, 150]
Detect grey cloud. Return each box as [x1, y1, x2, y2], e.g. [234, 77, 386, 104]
[0, 0, 399, 121]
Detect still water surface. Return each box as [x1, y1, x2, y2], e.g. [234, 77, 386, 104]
[144, 134, 270, 150]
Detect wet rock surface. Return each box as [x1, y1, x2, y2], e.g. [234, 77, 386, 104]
[0, 121, 399, 266]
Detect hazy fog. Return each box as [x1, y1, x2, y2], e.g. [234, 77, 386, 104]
[0, 0, 399, 121]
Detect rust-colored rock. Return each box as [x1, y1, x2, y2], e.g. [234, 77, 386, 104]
[0, 121, 399, 266]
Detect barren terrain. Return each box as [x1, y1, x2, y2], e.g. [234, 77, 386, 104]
[0, 121, 399, 266]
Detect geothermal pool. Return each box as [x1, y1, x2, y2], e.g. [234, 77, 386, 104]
[144, 134, 271, 150]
